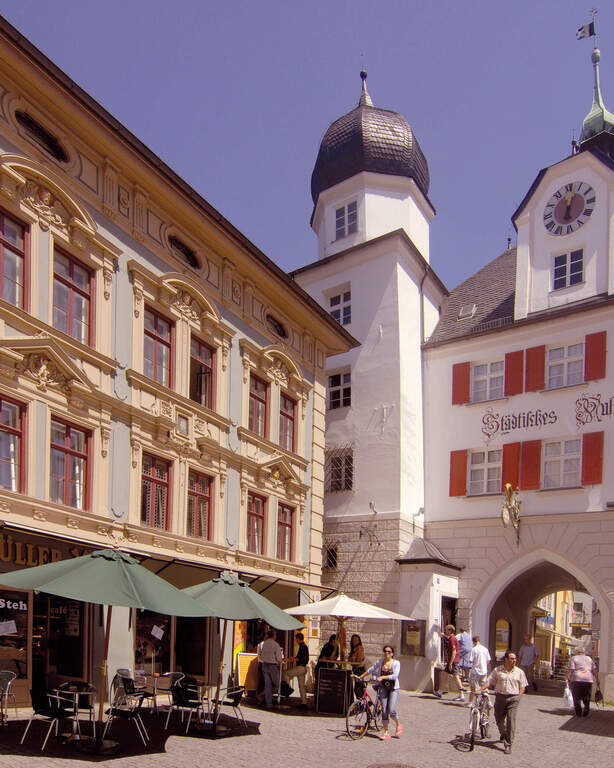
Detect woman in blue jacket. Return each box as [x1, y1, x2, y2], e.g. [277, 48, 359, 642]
[356, 644, 402, 740]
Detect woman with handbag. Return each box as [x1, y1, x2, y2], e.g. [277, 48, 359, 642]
[356, 644, 402, 740]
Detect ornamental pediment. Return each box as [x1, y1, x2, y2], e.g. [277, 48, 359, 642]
[256, 455, 301, 487]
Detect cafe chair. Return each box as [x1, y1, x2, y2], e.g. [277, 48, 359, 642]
[0, 670, 18, 724]
[57, 681, 96, 737]
[103, 690, 149, 747]
[112, 670, 153, 709]
[164, 678, 205, 734]
[21, 689, 73, 752]
[154, 672, 184, 713]
[209, 686, 246, 729]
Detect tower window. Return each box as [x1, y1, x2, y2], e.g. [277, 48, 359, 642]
[335, 201, 358, 240]
[553, 249, 583, 290]
[330, 291, 351, 325]
[328, 372, 351, 409]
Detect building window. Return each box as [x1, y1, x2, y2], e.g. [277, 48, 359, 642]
[249, 375, 268, 437]
[141, 454, 170, 529]
[189, 338, 214, 408]
[144, 309, 172, 387]
[187, 470, 211, 539]
[0, 212, 26, 308]
[553, 249, 583, 290]
[471, 361, 504, 402]
[53, 250, 91, 344]
[50, 420, 88, 510]
[330, 291, 351, 325]
[276, 503, 293, 561]
[325, 448, 353, 492]
[247, 492, 265, 554]
[323, 544, 338, 570]
[328, 372, 351, 409]
[0, 398, 23, 492]
[279, 394, 295, 452]
[335, 201, 357, 240]
[543, 439, 581, 489]
[547, 343, 583, 388]
[468, 449, 502, 495]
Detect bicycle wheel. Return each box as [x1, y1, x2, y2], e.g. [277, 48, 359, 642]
[372, 697, 384, 731]
[346, 700, 370, 740]
[469, 708, 479, 751]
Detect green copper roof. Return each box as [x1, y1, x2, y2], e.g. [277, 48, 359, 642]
[581, 48, 614, 142]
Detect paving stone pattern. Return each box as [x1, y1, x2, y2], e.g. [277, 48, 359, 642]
[0, 691, 612, 768]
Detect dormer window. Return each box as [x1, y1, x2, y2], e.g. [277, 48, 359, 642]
[335, 201, 357, 240]
[168, 236, 199, 268]
[15, 111, 68, 163]
[553, 249, 583, 290]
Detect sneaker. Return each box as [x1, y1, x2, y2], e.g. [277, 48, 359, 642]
[504, 743, 512, 755]
[379, 732, 391, 741]
[395, 724, 404, 738]
[454, 695, 465, 701]
[433, 690, 443, 698]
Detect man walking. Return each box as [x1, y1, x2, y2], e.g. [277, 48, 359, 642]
[482, 650, 528, 755]
[283, 631, 309, 708]
[258, 629, 283, 708]
[434, 624, 465, 701]
[456, 627, 473, 690]
[518, 634, 540, 691]
[468, 635, 491, 708]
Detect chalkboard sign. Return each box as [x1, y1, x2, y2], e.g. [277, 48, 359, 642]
[315, 667, 352, 715]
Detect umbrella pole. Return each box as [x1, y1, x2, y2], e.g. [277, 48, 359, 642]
[212, 618, 227, 737]
[97, 604, 113, 729]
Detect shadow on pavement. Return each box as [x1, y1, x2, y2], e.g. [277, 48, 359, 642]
[558, 709, 614, 737]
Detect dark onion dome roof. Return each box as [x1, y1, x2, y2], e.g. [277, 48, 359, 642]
[311, 71, 430, 205]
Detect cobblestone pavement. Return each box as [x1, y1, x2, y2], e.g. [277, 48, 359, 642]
[0, 690, 612, 768]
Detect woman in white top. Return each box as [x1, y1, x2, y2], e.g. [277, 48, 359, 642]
[355, 644, 402, 740]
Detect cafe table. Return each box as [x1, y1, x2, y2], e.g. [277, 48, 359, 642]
[53, 686, 96, 742]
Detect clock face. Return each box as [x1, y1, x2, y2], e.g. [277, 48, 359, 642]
[543, 181, 595, 235]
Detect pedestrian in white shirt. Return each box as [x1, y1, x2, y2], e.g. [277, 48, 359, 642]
[258, 630, 284, 708]
[467, 635, 491, 708]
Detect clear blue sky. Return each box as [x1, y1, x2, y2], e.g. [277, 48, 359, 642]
[2, 1, 613, 291]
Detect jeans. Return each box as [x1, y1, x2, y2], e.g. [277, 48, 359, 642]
[262, 662, 280, 708]
[570, 681, 592, 716]
[379, 688, 399, 723]
[494, 693, 520, 745]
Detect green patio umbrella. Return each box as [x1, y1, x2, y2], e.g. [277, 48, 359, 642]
[184, 571, 303, 731]
[0, 547, 212, 737]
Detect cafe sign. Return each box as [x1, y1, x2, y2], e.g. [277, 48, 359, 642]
[0, 533, 87, 569]
[482, 407, 558, 442]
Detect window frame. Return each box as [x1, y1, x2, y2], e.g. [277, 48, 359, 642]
[141, 453, 171, 530]
[335, 200, 358, 240]
[330, 290, 351, 326]
[49, 418, 90, 510]
[53, 247, 94, 346]
[247, 492, 266, 555]
[542, 438, 582, 489]
[276, 503, 294, 561]
[0, 396, 25, 494]
[546, 342, 584, 389]
[279, 392, 296, 453]
[328, 371, 351, 410]
[325, 449, 354, 492]
[0, 209, 28, 311]
[144, 307, 174, 388]
[248, 374, 269, 438]
[186, 469, 212, 540]
[552, 249, 583, 291]
[189, 336, 215, 410]
[468, 448, 502, 496]
[470, 360, 504, 403]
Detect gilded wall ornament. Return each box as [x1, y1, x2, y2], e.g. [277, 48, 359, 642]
[21, 182, 68, 231]
[16, 354, 71, 392]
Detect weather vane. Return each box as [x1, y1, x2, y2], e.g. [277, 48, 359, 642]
[501, 483, 521, 545]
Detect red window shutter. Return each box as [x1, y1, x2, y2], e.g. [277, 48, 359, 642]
[582, 431, 604, 485]
[452, 362, 470, 405]
[520, 440, 541, 490]
[504, 351, 524, 396]
[584, 331, 607, 381]
[524, 346, 546, 392]
[449, 450, 468, 496]
[501, 442, 521, 491]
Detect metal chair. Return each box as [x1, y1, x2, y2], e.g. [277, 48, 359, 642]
[0, 670, 17, 724]
[103, 673, 149, 746]
[209, 686, 246, 729]
[57, 681, 96, 737]
[154, 672, 184, 713]
[164, 677, 205, 734]
[21, 689, 73, 751]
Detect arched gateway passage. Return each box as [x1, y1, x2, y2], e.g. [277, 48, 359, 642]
[472, 549, 610, 687]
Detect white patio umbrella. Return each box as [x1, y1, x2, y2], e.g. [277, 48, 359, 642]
[285, 593, 411, 659]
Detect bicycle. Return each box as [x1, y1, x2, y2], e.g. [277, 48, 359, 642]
[467, 691, 490, 750]
[346, 676, 383, 740]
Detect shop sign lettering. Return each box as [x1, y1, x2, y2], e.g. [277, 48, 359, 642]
[0, 534, 85, 568]
[575, 392, 614, 428]
[0, 598, 26, 611]
[482, 407, 558, 442]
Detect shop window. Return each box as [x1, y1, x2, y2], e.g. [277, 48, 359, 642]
[189, 337, 214, 409]
[543, 439, 581, 489]
[141, 454, 170, 530]
[53, 249, 92, 345]
[335, 201, 357, 240]
[0, 211, 26, 308]
[330, 291, 351, 325]
[547, 343, 584, 388]
[279, 394, 296, 452]
[325, 448, 353, 492]
[276, 504, 294, 561]
[187, 470, 211, 540]
[328, 372, 351, 409]
[0, 398, 24, 492]
[144, 308, 172, 387]
[33, 594, 84, 684]
[553, 249, 583, 290]
[471, 361, 504, 402]
[175, 616, 209, 677]
[49, 420, 88, 510]
[248, 375, 268, 437]
[468, 449, 502, 495]
[0, 589, 28, 678]
[247, 492, 265, 555]
[134, 610, 170, 675]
